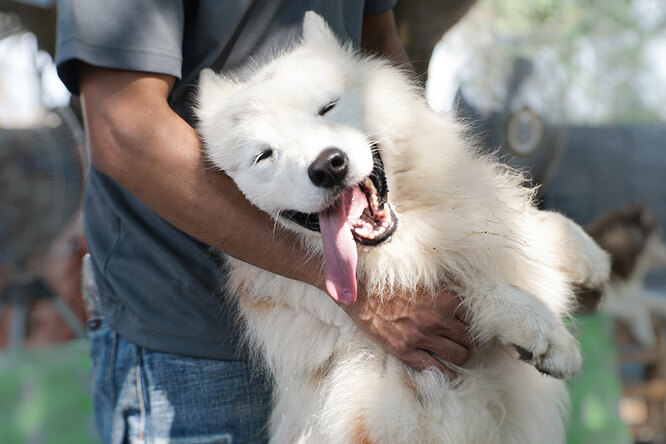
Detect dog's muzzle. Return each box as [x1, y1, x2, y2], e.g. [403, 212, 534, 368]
[281, 146, 397, 246]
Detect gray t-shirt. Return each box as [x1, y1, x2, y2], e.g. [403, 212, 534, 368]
[56, 0, 397, 360]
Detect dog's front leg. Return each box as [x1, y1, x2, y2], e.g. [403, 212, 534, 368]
[468, 281, 582, 380]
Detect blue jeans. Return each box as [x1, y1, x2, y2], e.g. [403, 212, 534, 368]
[87, 317, 272, 444]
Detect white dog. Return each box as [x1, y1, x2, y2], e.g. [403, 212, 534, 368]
[196, 12, 610, 444]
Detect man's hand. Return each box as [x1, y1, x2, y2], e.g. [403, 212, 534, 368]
[338, 286, 472, 379]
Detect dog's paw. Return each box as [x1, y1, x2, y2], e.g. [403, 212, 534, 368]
[475, 280, 583, 380]
[504, 318, 582, 380]
[513, 325, 582, 380]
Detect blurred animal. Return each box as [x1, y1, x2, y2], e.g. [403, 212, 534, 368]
[587, 205, 666, 348]
[196, 12, 610, 444]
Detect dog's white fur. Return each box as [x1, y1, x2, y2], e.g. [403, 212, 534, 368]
[196, 13, 611, 444]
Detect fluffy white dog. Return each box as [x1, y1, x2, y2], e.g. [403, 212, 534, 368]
[196, 12, 610, 444]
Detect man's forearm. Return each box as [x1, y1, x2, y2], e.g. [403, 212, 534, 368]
[80, 66, 326, 292]
[361, 10, 411, 69]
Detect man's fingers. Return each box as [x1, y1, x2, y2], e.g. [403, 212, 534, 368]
[423, 335, 470, 367]
[433, 288, 473, 328]
[434, 316, 473, 349]
[389, 309, 473, 367]
[405, 349, 458, 381]
[341, 284, 474, 379]
[385, 333, 460, 379]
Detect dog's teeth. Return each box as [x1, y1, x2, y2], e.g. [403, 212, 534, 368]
[370, 194, 379, 210]
[355, 227, 371, 237]
[363, 178, 377, 194]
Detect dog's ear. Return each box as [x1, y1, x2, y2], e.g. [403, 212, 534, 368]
[302, 11, 340, 48]
[196, 68, 237, 118]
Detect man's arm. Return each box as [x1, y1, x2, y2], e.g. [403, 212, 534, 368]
[79, 9, 470, 376]
[361, 9, 411, 68]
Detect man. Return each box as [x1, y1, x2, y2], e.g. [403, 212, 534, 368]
[56, 1, 471, 442]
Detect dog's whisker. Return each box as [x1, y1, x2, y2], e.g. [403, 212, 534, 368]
[271, 209, 283, 237]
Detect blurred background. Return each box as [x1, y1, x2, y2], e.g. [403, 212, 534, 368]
[0, 0, 665, 443]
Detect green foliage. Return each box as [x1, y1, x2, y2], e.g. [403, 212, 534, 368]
[0, 341, 98, 444]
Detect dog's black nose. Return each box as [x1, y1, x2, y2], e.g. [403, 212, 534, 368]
[308, 147, 349, 188]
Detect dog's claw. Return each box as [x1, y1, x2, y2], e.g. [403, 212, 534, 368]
[513, 345, 556, 377]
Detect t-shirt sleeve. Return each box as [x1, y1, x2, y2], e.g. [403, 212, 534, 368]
[363, 0, 399, 17]
[55, 0, 185, 95]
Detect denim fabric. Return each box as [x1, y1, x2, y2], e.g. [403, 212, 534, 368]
[87, 317, 272, 444]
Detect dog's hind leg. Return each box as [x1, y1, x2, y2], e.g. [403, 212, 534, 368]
[528, 210, 611, 289]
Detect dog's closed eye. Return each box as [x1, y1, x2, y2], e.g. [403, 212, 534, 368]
[254, 148, 274, 164]
[318, 99, 339, 116]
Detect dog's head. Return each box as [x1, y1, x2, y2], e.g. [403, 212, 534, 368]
[196, 12, 401, 303]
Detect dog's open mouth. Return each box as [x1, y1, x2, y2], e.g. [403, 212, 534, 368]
[280, 149, 397, 246]
[280, 149, 398, 304]
[348, 177, 396, 245]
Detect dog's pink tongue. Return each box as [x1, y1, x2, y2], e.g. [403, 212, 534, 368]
[319, 187, 366, 303]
